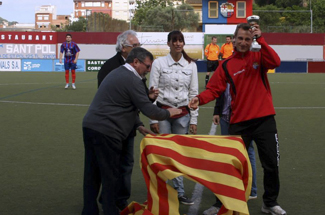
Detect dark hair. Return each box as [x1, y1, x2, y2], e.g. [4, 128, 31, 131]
[226, 35, 232, 39]
[234, 23, 251, 37]
[126, 47, 153, 64]
[211, 36, 217, 40]
[167, 30, 195, 63]
[66, 33, 72, 38]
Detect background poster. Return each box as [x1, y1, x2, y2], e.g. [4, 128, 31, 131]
[54, 60, 85, 72]
[85, 59, 106, 72]
[0, 59, 21, 71]
[21, 59, 53, 72]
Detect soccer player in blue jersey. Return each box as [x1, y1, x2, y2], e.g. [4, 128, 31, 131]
[59, 34, 80, 89]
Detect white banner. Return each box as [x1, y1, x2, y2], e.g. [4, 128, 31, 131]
[137, 32, 204, 45]
[0, 59, 21, 71]
[0, 44, 56, 59]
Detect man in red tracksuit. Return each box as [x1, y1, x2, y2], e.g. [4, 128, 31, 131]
[189, 23, 286, 215]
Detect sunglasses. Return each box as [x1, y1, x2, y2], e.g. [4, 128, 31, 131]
[138, 59, 151, 69]
[124, 43, 142, 48]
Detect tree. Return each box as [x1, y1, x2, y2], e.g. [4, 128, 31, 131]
[253, 0, 325, 33]
[0, 17, 18, 26]
[133, 3, 199, 32]
[52, 17, 87, 32]
[132, 0, 174, 27]
[253, 4, 283, 32]
[275, 0, 304, 7]
[87, 12, 129, 32]
[309, 0, 325, 32]
[254, 0, 276, 6]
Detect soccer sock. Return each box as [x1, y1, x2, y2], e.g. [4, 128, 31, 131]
[65, 70, 69, 83]
[205, 75, 210, 86]
[71, 70, 76, 83]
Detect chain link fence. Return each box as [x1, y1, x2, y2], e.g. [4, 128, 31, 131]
[253, 10, 325, 33]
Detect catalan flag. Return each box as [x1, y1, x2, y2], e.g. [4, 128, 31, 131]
[121, 134, 252, 215]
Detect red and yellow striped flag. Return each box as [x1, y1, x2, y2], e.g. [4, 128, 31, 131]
[121, 134, 252, 215]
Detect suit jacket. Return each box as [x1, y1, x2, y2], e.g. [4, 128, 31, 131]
[98, 52, 125, 88]
[97, 52, 154, 136]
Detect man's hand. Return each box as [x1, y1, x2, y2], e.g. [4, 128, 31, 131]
[251, 24, 262, 38]
[188, 97, 199, 110]
[167, 108, 182, 117]
[150, 123, 159, 134]
[137, 125, 156, 136]
[59, 59, 62, 64]
[213, 115, 220, 125]
[73, 59, 78, 64]
[189, 124, 197, 134]
[148, 86, 159, 100]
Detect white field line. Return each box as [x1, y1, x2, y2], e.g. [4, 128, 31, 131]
[0, 82, 62, 86]
[270, 81, 325, 85]
[274, 107, 325, 109]
[1, 100, 325, 110]
[0, 82, 95, 86]
[0, 81, 324, 85]
[0, 100, 89, 107]
[187, 183, 205, 215]
[200, 106, 325, 110]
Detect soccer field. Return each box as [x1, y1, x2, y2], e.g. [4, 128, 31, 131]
[0, 72, 324, 215]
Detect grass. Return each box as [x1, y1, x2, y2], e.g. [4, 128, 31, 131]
[0, 72, 324, 215]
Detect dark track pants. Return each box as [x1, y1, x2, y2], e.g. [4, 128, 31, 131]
[229, 115, 280, 207]
[82, 127, 122, 215]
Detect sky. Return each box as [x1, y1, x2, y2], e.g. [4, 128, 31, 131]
[0, 0, 74, 23]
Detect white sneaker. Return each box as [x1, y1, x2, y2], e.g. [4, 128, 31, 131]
[65, 83, 69, 89]
[203, 205, 220, 215]
[72, 83, 76, 89]
[262, 204, 286, 215]
[249, 195, 257, 200]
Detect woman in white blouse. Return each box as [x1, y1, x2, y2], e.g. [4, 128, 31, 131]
[149, 30, 199, 205]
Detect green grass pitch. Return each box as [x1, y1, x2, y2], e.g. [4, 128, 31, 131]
[0, 72, 324, 215]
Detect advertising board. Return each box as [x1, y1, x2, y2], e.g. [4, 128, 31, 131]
[54, 60, 85, 72]
[0, 32, 57, 44]
[0, 59, 21, 71]
[86, 59, 106, 72]
[21, 59, 53, 72]
[138, 32, 204, 59]
[0, 44, 56, 59]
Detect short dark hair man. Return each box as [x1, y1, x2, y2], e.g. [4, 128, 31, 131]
[96, 30, 155, 211]
[189, 23, 286, 215]
[220, 35, 233, 60]
[59, 33, 80, 89]
[82, 47, 181, 215]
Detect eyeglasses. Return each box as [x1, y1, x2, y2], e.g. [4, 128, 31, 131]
[138, 59, 151, 69]
[124, 43, 142, 48]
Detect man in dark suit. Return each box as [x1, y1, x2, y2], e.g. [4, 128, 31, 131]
[98, 30, 142, 87]
[97, 30, 157, 211]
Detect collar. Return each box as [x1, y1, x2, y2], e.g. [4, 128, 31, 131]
[166, 53, 186, 67]
[123, 63, 142, 80]
[117, 52, 126, 62]
[233, 49, 251, 58]
[121, 55, 126, 61]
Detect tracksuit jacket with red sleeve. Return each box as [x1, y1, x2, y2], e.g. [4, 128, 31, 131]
[198, 36, 281, 124]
